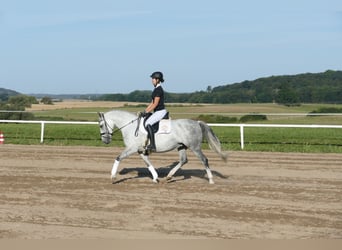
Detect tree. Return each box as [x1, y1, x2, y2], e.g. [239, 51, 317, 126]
[8, 95, 38, 108]
[0, 101, 35, 120]
[40, 96, 53, 105]
[275, 83, 300, 106]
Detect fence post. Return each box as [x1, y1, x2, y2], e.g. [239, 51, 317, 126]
[240, 125, 244, 149]
[40, 121, 45, 143]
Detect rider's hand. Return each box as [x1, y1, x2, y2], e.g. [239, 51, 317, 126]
[138, 111, 147, 117]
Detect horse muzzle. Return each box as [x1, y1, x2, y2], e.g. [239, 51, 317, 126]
[100, 133, 112, 144]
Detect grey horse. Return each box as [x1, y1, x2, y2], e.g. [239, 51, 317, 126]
[98, 110, 227, 184]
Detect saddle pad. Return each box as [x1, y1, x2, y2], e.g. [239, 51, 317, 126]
[139, 119, 171, 135]
[156, 119, 171, 134]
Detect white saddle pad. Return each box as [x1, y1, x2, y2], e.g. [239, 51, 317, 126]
[139, 119, 171, 135]
[157, 119, 171, 134]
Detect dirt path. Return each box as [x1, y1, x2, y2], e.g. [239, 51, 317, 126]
[0, 145, 341, 239]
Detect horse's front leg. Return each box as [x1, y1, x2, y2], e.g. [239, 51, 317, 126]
[111, 158, 120, 182]
[139, 154, 159, 183]
[111, 148, 136, 183]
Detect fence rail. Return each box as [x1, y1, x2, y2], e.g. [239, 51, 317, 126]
[0, 120, 97, 144]
[207, 123, 342, 149]
[1, 120, 342, 149]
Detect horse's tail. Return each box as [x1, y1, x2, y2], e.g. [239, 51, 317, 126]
[198, 121, 227, 162]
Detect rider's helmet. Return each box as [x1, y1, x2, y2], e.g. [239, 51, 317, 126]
[150, 71, 164, 83]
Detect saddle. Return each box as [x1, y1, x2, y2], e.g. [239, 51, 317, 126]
[143, 112, 171, 134]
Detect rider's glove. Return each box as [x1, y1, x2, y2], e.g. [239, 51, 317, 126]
[138, 111, 147, 117]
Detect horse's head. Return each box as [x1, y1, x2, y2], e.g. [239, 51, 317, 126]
[98, 112, 113, 144]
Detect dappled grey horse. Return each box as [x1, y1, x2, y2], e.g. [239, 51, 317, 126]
[98, 110, 227, 184]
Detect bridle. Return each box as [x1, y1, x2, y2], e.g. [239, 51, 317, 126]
[99, 112, 140, 137]
[99, 113, 114, 137]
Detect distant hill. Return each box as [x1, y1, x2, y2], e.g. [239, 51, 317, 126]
[0, 88, 21, 102]
[210, 70, 342, 104]
[98, 70, 342, 104]
[3, 70, 342, 104]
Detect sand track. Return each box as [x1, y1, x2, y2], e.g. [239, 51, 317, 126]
[0, 145, 341, 239]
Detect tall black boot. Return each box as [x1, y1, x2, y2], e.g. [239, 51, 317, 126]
[145, 124, 156, 153]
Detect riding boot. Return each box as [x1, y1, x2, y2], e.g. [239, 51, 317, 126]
[145, 124, 156, 153]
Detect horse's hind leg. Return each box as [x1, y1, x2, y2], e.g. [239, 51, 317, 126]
[166, 148, 188, 181]
[192, 149, 214, 184]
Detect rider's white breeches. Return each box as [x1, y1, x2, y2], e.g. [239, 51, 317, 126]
[145, 109, 167, 126]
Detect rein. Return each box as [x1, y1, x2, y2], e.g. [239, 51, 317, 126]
[114, 117, 139, 135]
[134, 115, 142, 137]
[100, 113, 140, 136]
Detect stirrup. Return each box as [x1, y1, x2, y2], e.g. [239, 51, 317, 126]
[144, 144, 156, 155]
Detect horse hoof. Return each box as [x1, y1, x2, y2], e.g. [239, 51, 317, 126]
[111, 175, 116, 183]
[152, 179, 159, 184]
[209, 179, 215, 184]
[166, 176, 172, 182]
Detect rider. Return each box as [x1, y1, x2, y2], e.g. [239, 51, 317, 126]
[140, 71, 167, 153]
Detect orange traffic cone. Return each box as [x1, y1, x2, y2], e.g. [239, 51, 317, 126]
[0, 131, 4, 144]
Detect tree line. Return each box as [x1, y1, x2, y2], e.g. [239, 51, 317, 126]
[0, 94, 53, 120]
[97, 70, 342, 105]
[1, 70, 342, 109]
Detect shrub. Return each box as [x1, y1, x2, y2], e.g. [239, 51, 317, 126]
[309, 107, 342, 115]
[239, 114, 267, 123]
[40, 96, 53, 105]
[196, 115, 238, 123]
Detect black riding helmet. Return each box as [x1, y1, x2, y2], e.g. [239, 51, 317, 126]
[150, 71, 164, 83]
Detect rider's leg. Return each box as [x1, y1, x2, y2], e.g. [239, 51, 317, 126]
[144, 110, 166, 153]
[145, 124, 156, 152]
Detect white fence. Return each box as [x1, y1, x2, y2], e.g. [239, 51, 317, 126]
[207, 123, 342, 149]
[0, 120, 97, 144]
[1, 120, 342, 149]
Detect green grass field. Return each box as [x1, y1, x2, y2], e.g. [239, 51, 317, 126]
[1, 102, 341, 153]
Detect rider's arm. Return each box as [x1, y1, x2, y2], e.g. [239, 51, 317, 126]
[145, 97, 160, 113]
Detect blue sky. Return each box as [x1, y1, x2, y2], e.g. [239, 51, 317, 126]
[1, 0, 341, 94]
